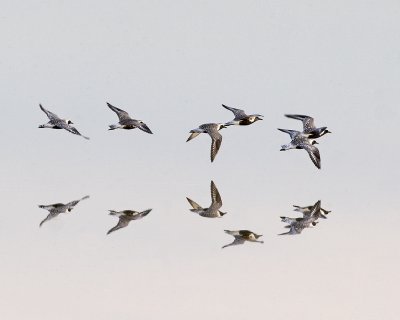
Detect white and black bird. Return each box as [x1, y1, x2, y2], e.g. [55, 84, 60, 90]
[107, 102, 153, 134]
[38, 195, 89, 227]
[186, 123, 226, 162]
[293, 203, 331, 220]
[38, 104, 90, 139]
[285, 114, 331, 139]
[278, 128, 321, 169]
[222, 104, 263, 126]
[107, 209, 152, 235]
[222, 230, 263, 249]
[186, 181, 226, 218]
[279, 200, 321, 235]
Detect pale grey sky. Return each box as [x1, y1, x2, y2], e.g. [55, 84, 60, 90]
[1, 0, 399, 319]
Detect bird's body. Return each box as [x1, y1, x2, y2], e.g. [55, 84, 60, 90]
[284, 114, 331, 139]
[107, 102, 153, 134]
[222, 104, 263, 126]
[38, 195, 89, 227]
[186, 181, 226, 218]
[38, 104, 90, 139]
[186, 123, 226, 162]
[278, 128, 321, 169]
[222, 230, 263, 248]
[107, 209, 152, 234]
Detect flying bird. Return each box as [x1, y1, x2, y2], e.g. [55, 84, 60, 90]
[107, 209, 152, 235]
[186, 181, 226, 218]
[222, 104, 263, 126]
[284, 114, 331, 139]
[107, 102, 153, 134]
[278, 128, 321, 169]
[222, 230, 263, 249]
[279, 200, 321, 235]
[38, 104, 90, 139]
[293, 203, 331, 220]
[38, 195, 89, 227]
[186, 123, 226, 162]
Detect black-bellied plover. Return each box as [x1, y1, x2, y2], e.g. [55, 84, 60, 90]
[285, 114, 331, 139]
[38, 195, 89, 227]
[279, 200, 321, 235]
[186, 123, 226, 162]
[186, 181, 226, 218]
[107, 102, 153, 134]
[38, 104, 90, 139]
[222, 230, 263, 249]
[278, 128, 321, 169]
[222, 104, 263, 126]
[107, 209, 152, 235]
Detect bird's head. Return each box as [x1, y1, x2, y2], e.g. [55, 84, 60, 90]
[66, 119, 73, 125]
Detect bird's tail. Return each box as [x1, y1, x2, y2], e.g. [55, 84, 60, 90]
[108, 210, 119, 216]
[109, 124, 121, 130]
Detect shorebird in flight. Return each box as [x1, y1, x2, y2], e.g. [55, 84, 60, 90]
[107, 209, 152, 235]
[107, 102, 153, 134]
[279, 200, 321, 235]
[186, 123, 226, 162]
[285, 114, 331, 139]
[222, 104, 263, 126]
[186, 181, 226, 218]
[293, 203, 331, 220]
[222, 230, 263, 249]
[38, 195, 89, 227]
[38, 104, 90, 139]
[278, 128, 321, 169]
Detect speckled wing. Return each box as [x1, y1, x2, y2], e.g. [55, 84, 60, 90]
[210, 181, 222, 210]
[222, 104, 247, 119]
[186, 197, 203, 210]
[299, 142, 321, 169]
[39, 104, 60, 121]
[208, 128, 222, 162]
[66, 195, 89, 210]
[63, 125, 90, 140]
[107, 102, 132, 122]
[285, 114, 316, 132]
[278, 128, 301, 139]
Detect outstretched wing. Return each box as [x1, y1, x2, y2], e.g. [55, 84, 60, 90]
[39, 211, 60, 227]
[107, 102, 131, 121]
[210, 180, 222, 209]
[39, 104, 60, 120]
[300, 143, 321, 169]
[63, 125, 90, 140]
[278, 128, 301, 139]
[222, 237, 245, 249]
[186, 197, 203, 210]
[186, 132, 200, 142]
[285, 114, 316, 131]
[222, 104, 247, 119]
[107, 216, 130, 235]
[208, 129, 222, 162]
[66, 195, 90, 210]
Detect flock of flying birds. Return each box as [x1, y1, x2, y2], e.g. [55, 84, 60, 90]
[37, 102, 332, 248]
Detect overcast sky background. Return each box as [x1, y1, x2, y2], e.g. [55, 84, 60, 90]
[1, 1, 399, 319]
